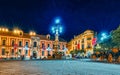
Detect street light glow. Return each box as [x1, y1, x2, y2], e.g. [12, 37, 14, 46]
[100, 32, 109, 41]
[52, 27, 55, 33]
[51, 17, 63, 34]
[55, 18, 60, 24]
[59, 26, 62, 33]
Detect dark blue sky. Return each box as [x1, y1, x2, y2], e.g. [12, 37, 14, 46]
[0, 0, 120, 41]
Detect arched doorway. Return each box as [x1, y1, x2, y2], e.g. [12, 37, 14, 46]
[33, 51, 37, 59]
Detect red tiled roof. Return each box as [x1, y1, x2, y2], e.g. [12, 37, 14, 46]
[0, 31, 30, 38]
[0, 31, 66, 42]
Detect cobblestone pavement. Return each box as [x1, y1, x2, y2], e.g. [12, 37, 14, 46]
[0, 60, 120, 75]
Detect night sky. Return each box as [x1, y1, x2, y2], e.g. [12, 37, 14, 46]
[0, 0, 120, 41]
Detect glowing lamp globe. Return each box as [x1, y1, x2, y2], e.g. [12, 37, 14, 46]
[55, 18, 60, 24]
[51, 27, 55, 33]
[59, 26, 62, 33]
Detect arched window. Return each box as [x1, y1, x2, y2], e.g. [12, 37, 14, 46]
[26, 42, 28, 46]
[19, 41, 22, 47]
[48, 44, 50, 47]
[20, 32, 23, 36]
[33, 42, 37, 47]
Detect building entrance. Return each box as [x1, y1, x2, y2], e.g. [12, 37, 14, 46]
[33, 51, 37, 59]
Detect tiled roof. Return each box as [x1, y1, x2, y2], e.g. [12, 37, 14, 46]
[0, 31, 66, 42]
[36, 35, 49, 40]
[0, 31, 30, 38]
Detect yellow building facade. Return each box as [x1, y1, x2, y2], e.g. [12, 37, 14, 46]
[67, 30, 95, 54]
[0, 27, 67, 59]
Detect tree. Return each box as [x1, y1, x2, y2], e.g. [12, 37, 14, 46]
[99, 38, 114, 50]
[70, 49, 85, 55]
[111, 25, 120, 49]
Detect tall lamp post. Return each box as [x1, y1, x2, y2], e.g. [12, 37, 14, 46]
[51, 18, 63, 56]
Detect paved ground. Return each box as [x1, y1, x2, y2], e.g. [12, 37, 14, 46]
[0, 59, 120, 75]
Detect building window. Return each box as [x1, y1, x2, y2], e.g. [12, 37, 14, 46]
[48, 44, 50, 47]
[20, 32, 23, 36]
[2, 49, 5, 55]
[53, 44, 55, 49]
[12, 40, 15, 46]
[33, 42, 37, 47]
[2, 40, 6, 46]
[26, 42, 28, 46]
[75, 46, 77, 50]
[87, 38, 91, 40]
[25, 50, 28, 55]
[42, 43, 44, 48]
[78, 40, 80, 43]
[82, 44, 84, 50]
[75, 41, 77, 45]
[87, 43, 91, 48]
[48, 36, 50, 39]
[58, 45, 60, 49]
[11, 49, 14, 55]
[62, 45, 64, 50]
[82, 39, 84, 43]
[42, 51, 44, 56]
[19, 49, 21, 54]
[19, 41, 22, 47]
[48, 51, 50, 56]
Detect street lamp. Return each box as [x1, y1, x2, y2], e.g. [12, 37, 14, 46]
[100, 32, 108, 41]
[51, 17, 63, 55]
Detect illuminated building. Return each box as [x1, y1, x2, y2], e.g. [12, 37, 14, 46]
[0, 27, 67, 59]
[67, 30, 95, 54]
